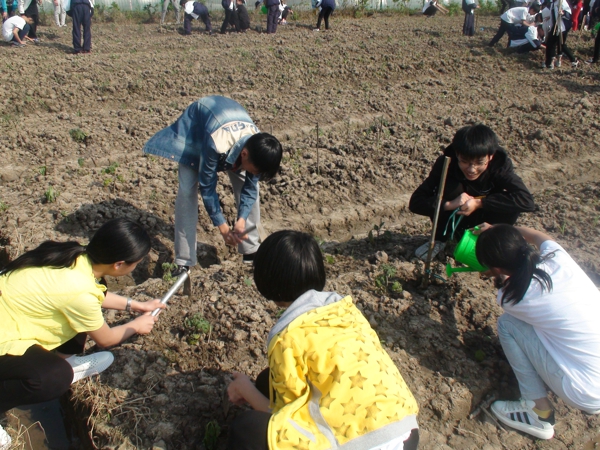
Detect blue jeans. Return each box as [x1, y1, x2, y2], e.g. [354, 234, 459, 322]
[497, 313, 599, 413]
[174, 163, 260, 265]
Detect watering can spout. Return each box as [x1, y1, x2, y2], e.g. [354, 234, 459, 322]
[446, 263, 480, 277]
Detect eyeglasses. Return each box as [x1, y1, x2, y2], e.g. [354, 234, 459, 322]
[457, 158, 489, 169]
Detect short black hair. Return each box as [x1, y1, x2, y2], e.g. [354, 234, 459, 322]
[245, 133, 282, 181]
[529, 3, 541, 13]
[253, 230, 326, 303]
[452, 124, 499, 160]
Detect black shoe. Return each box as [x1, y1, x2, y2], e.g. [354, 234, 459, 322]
[242, 253, 256, 264]
[171, 265, 189, 277]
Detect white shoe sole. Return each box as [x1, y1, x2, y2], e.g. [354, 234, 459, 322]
[490, 403, 554, 440]
[68, 352, 115, 384]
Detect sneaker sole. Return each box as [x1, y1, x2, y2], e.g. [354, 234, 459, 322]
[490, 404, 554, 440]
[71, 353, 115, 384]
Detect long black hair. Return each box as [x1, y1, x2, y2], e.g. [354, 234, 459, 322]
[0, 218, 151, 275]
[253, 230, 326, 303]
[476, 224, 553, 305]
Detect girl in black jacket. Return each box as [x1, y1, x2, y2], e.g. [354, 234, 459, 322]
[409, 124, 535, 248]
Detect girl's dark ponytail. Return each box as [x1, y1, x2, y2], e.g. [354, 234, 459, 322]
[0, 241, 87, 275]
[476, 225, 552, 305]
[0, 218, 150, 276]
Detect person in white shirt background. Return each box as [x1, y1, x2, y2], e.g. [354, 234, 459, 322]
[1, 12, 33, 46]
[488, 4, 540, 46]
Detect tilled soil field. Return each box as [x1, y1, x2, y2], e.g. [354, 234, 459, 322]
[1, 10, 600, 450]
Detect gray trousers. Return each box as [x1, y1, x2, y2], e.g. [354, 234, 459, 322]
[174, 163, 261, 266]
[161, 0, 181, 24]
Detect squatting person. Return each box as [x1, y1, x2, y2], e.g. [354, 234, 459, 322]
[409, 124, 535, 259]
[227, 230, 420, 450]
[474, 223, 600, 439]
[0, 218, 165, 415]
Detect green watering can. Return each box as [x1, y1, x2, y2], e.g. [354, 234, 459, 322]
[446, 228, 488, 277]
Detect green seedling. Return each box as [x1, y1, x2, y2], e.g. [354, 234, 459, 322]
[0, 201, 8, 212]
[559, 222, 567, 235]
[69, 128, 88, 143]
[185, 313, 212, 345]
[162, 262, 177, 282]
[244, 276, 252, 287]
[203, 420, 221, 450]
[38, 165, 47, 176]
[77, 158, 85, 167]
[474, 349, 486, 362]
[102, 162, 119, 174]
[325, 255, 335, 265]
[374, 264, 401, 294]
[44, 186, 59, 203]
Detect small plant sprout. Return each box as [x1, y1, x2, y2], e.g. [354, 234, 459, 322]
[69, 128, 88, 143]
[38, 165, 47, 176]
[44, 186, 59, 203]
[0, 200, 8, 212]
[185, 313, 212, 345]
[203, 420, 221, 450]
[102, 162, 119, 174]
[243, 276, 253, 287]
[325, 255, 335, 264]
[374, 264, 402, 295]
[162, 262, 178, 282]
[77, 158, 85, 167]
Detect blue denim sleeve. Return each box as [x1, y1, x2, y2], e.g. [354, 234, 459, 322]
[237, 173, 259, 220]
[198, 144, 226, 227]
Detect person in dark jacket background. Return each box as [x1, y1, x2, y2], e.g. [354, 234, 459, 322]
[265, 0, 279, 33]
[220, 0, 238, 33]
[409, 124, 535, 257]
[235, 0, 250, 31]
[314, 0, 334, 30]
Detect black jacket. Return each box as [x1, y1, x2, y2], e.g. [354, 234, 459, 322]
[409, 144, 535, 218]
[236, 4, 250, 29]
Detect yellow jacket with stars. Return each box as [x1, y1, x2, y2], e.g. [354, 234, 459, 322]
[266, 290, 419, 450]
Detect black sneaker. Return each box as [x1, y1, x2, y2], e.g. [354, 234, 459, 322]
[171, 265, 189, 277]
[242, 253, 256, 264]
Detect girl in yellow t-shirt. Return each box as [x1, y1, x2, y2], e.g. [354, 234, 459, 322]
[0, 218, 165, 414]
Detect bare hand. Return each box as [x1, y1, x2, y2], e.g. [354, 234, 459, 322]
[134, 299, 165, 314]
[132, 314, 158, 334]
[446, 192, 473, 211]
[219, 223, 243, 246]
[233, 218, 248, 241]
[456, 198, 481, 216]
[471, 222, 493, 235]
[227, 372, 253, 405]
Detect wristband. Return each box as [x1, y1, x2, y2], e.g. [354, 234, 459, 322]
[125, 298, 132, 312]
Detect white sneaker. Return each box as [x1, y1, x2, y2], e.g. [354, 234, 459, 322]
[66, 352, 114, 384]
[491, 399, 555, 440]
[0, 424, 11, 450]
[415, 241, 445, 260]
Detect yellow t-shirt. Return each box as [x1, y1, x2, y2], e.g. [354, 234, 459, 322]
[0, 255, 106, 356]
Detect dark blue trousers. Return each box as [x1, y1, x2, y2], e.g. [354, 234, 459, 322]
[266, 4, 278, 33]
[11, 23, 30, 41]
[72, 2, 92, 52]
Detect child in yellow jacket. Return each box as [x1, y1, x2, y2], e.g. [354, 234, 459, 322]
[227, 230, 420, 450]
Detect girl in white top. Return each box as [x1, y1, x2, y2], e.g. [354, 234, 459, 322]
[474, 223, 600, 440]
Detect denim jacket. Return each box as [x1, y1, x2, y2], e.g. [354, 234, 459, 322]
[143, 96, 260, 227]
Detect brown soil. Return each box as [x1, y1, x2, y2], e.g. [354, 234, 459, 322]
[1, 10, 600, 450]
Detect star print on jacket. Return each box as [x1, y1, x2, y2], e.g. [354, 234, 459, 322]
[265, 291, 419, 450]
